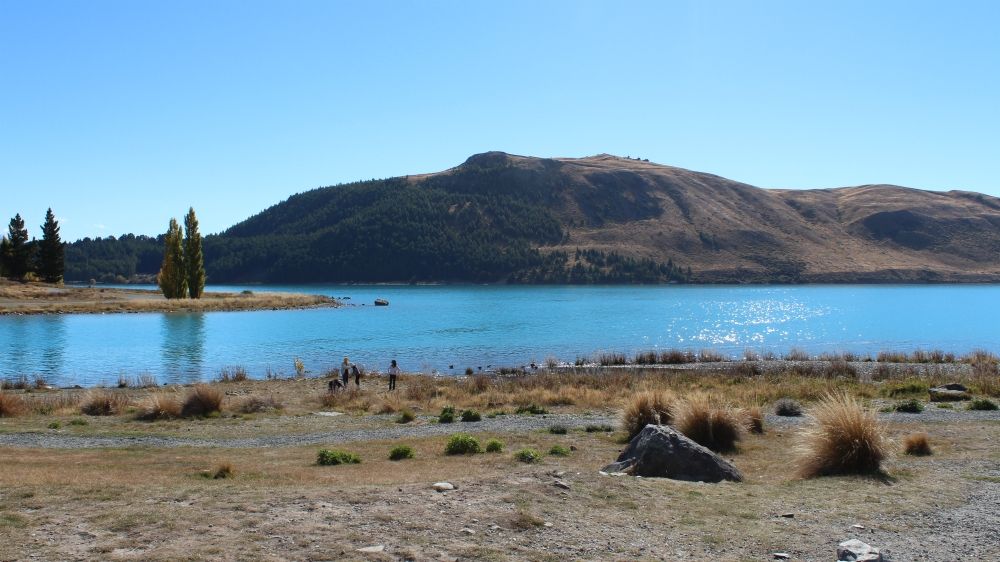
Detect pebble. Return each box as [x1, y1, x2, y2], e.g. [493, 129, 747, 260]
[432, 482, 455, 492]
[356, 545, 384, 553]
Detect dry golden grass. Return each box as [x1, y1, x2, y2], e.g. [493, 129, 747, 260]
[674, 393, 747, 453]
[0, 391, 27, 417]
[797, 393, 888, 478]
[79, 390, 130, 416]
[136, 392, 182, 421]
[902, 432, 933, 456]
[621, 390, 674, 439]
[747, 405, 765, 434]
[181, 385, 223, 417]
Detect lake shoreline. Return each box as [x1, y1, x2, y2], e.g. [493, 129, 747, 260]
[0, 280, 339, 316]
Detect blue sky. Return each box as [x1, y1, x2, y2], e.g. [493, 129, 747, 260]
[2, 0, 998, 241]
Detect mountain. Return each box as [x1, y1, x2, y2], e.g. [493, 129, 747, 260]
[65, 152, 1000, 283]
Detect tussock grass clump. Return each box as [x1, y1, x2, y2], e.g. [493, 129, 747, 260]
[967, 398, 998, 411]
[460, 409, 481, 422]
[69, 418, 88, 426]
[774, 398, 803, 417]
[586, 424, 614, 433]
[598, 352, 628, 366]
[747, 406, 765, 434]
[622, 390, 674, 439]
[444, 433, 481, 455]
[548, 445, 571, 457]
[675, 394, 746, 453]
[548, 425, 568, 435]
[797, 393, 887, 478]
[389, 445, 415, 461]
[903, 432, 933, 456]
[181, 385, 223, 417]
[511, 509, 545, 529]
[317, 449, 361, 466]
[136, 393, 182, 421]
[47, 421, 61, 429]
[218, 366, 249, 382]
[239, 394, 283, 414]
[484, 438, 504, 453]
[514, 448, 542, 464]
[894, 399, 924, 413]
[396, 409, 415, 424]
[212, 463, 235, 479]
[514, 404, 548, 415]
[80, 390, 129, 416]
[0, 392, 27, 418]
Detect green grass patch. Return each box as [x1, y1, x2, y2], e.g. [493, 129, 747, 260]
[317, 449, 361, 466]
[389, 445, 415, 461]
[444, 433, 482, 455]
[514, 448, 542, 464]
[485, 438, 504, 453]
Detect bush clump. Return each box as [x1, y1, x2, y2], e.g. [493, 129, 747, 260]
[515, 404, 548, 415]
[675, 394, 746, 453]
[968, 398, 998, 411]
[548, 445, 571, 457]
[903, 432, 933, 456]
[389, 445, 415, 461]
[585, 424, 614, 433]
[80, 390, 130, 416]
[797, 393, 887, 478]
[438, 406, 456, 423]
[212, 463, 235, 479]
[774, 398, 803, 417]
[460, 409, 482, 422]
[136, 393, 182, 421]
[484, 438, 504, 453]
[181, 385, 223, 417]
[514, 448, 542, 464]
[622, 390, 674, 440]
[0, 392, 26, 418]
[317, 449, 361, 466]
[894, 399, 924, 413]
[548, 425, 568, 435]
[444, 433, 482, 455]
[396, 409, 416, 424]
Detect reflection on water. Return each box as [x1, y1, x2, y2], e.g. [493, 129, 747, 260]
[1, 317, 30, 378]
[38, 315, 66, 378]
[160, 314, 206, 384]
[0, 315, 66, 381]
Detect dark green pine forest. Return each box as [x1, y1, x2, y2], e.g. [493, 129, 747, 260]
[63, 162, 689, 284]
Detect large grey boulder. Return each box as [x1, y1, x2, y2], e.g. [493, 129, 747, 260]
[602, 424, 743, 482]
[837, 539, 884, 561]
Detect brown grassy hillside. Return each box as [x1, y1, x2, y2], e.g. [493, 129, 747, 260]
[419, 152, 1000, 282]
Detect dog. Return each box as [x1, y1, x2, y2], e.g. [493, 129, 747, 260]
[328, 379, 344, 392]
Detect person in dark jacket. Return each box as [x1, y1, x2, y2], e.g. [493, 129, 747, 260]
[387, 359, 400, 391]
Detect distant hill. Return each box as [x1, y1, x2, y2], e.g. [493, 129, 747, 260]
[66, 152, 1000, 283]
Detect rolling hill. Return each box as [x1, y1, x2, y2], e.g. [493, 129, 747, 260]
[66, 152, 1000, 283]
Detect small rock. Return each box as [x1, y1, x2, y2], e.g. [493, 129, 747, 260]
[780, 513, 795, 518]
[543, 522, 553, 527]
[432, 482, 455, 492]
[837, 538, 883, 562]
[357, 544, 385, 553]
[773, 554, 790, 560]
[553, 479, 571, 490]
[851, 524, 865, 530]
[460, 528, 475, 535]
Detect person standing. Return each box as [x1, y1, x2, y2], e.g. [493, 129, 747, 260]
[341, 357, 351, 388]
[387, 359, 400, 391]
[352, 363, 361, 387]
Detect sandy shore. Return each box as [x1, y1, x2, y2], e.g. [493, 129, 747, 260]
[0, 281, 337, 315]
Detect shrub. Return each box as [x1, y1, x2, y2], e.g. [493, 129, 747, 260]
[465, 367, 474, 376]
[622, 390, 674, 439]
[903, 432, 932, 456]
[0, 392, 26, 418]
[698, 349, 725, 362]
[69, 418, 88, 426]
[444, 433, 482, 455]
[438, 406, 456, 423]
[181, 385, 223, 417]
[317, 449, 361, 465]
[675, 394, 746, 453]
[598, 352, 628, 366]
[548, 425, 568, 435]
[515, 404, 548, 415]
[460, 409, 482, 422]
[968, 398, 998, 411]
[80, 390, 129, 416]
[797, 393, 887, 478]
[548, 445, 570, 457]
[396, 409, 416, 424]
[485, 438, 504, 453]
[784, 348, 810, 361]
[389, 445, 415, 461]
[514, 448, 541, 464]
[136, 393, 182, 421]
[239, 395, 283, 414]
[660, 349, 696, 364]
[212, 463, 235, 479]
[218, 366, 249, 383]
[774, 398, 803, 417]
[894, 399, 924, 413]
[585, 424, 614, 433]
[747, 406, 765, 434]
[47, 421, 61, 429]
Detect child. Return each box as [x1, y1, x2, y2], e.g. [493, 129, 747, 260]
[388, 359, 400, 391]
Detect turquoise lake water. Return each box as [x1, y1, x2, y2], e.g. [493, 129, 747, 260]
[2, 284, 999, 386]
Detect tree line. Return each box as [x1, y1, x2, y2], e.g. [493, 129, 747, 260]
[0, 209, 64, 283]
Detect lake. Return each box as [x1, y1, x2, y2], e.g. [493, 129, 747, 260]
[2, 284, 999, 387]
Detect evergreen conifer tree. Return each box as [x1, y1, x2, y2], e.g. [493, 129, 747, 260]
[0, 236, 10, 278]
[157, 218, 187, 299]
[183, 207, 206, 298]
[5, 214, 31, 280]
[38, 208, 64, 283]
